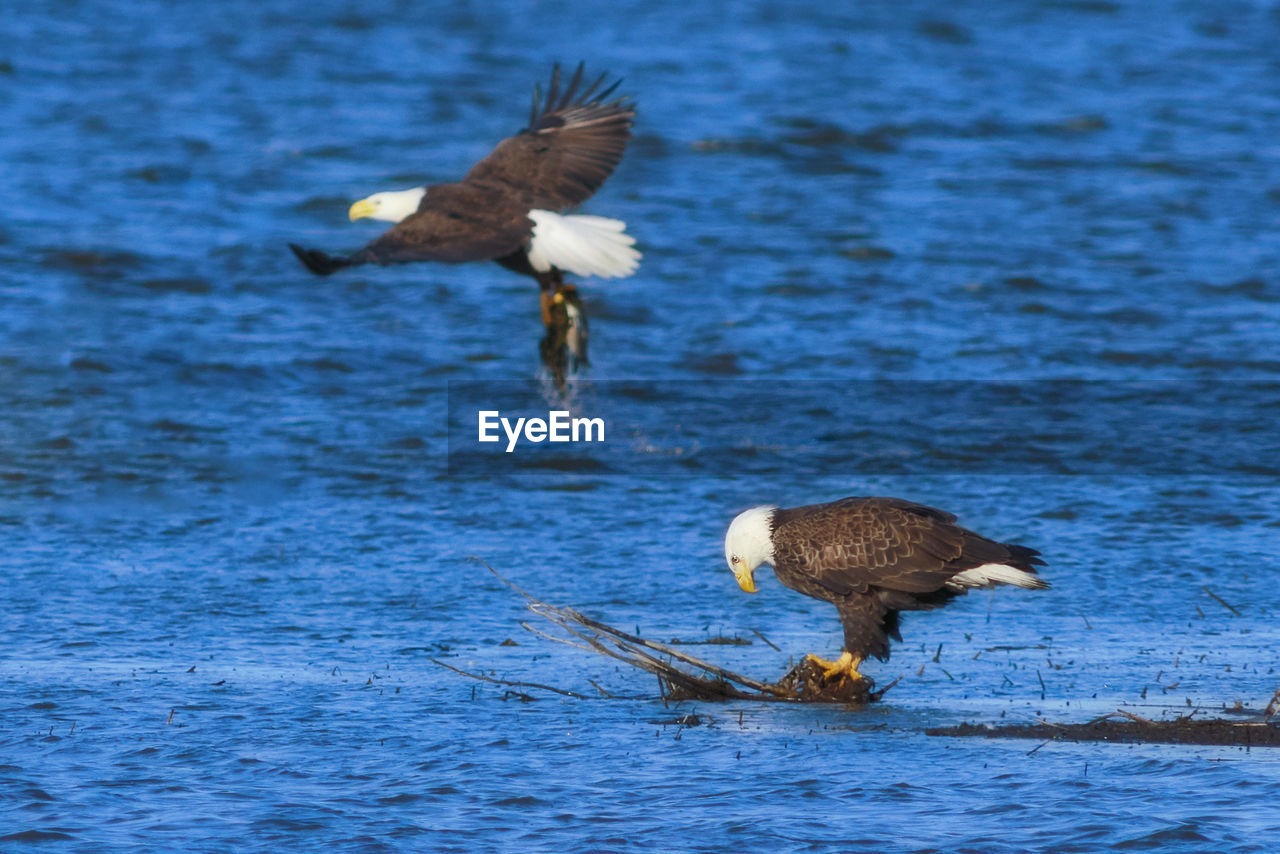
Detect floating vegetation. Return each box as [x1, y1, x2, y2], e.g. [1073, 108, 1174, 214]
[929, 708, 1280, 749]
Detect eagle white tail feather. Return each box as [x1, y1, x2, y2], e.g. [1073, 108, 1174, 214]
[526, 210, 641, 279]
[947, 563, 1047, 591]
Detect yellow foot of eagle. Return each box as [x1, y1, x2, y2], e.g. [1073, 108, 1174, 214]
[539, 288, 556, 328]
[805, 652, 865, 683]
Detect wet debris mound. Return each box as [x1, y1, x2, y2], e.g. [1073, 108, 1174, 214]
[461, 562, 893, 705]
[774, 657, 876, 705]
[929, 709, 1280, 748]
[656, 654, 882, 705]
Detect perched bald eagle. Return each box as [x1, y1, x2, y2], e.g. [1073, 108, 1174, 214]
[288, 63, 639, 374]
[724, 496, 1048, 683]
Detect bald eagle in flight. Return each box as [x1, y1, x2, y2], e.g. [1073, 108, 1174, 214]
[288, 63, 639, 374]
[724, 496, 1048, 684]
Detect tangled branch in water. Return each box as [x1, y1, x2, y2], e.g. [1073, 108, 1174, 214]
[448, 559, 893, 705]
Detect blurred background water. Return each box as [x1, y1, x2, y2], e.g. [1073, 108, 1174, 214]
[2, 0, 1280, 850]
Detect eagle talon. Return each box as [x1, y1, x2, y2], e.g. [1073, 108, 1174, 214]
[805, 652, 864, 683]
[539, 290, 554, 327]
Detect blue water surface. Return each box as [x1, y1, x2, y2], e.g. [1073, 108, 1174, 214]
[3, 0, 1280, 850]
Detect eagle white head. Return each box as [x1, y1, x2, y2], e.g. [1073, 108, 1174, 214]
[348, 187, 427, 223]
[724, 506, 778, 594]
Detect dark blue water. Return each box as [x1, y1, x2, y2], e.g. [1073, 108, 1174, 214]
[4, 0, 1280, 850]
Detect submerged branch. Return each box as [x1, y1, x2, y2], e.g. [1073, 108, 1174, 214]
[428, 657, 595, 700]
[523, 606, 789, 701]
[467, 558, 882, 704]
[527, 600, 793, 698]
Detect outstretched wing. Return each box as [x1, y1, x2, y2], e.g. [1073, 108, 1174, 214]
[463, 63, 635, 210]
[773, 497, 978, 596]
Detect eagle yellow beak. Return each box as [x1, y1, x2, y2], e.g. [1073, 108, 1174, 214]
[733, 567, 757, 594]
[348, 198, 377, 222]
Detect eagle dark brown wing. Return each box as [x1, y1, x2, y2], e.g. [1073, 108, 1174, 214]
[771, 496, 1018, 597]
[462, 63, 635, 210]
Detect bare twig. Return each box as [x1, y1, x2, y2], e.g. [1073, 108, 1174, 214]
[1114, 708, 1156, 725]
[871, 674, 903, 701]
[1081, 708, 1177, 728]
[752, 629, 781, 652]
[428, 657, 594, 700]
[668, 636, 751, 646]
[1083, 712, 1123, 726]
[1201, 585, 1242, 617]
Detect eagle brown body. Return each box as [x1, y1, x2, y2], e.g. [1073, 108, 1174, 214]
[725, 496, 1048, 682]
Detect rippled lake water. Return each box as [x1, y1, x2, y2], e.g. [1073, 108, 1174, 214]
[4, 0, 1280, 850]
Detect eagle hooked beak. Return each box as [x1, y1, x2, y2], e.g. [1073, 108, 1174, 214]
[732, 562, 757, 594]
[348, 197, 377, 222]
